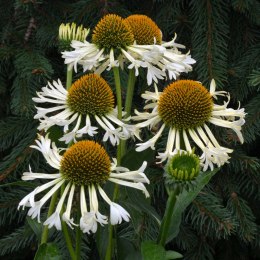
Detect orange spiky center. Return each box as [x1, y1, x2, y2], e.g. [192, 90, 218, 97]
[158, 80, 213, 129]
[67, 74, 114, 116]
[60, 141, 111, 185]
[125, 14, 162, 45]
[92, 14, 134, 53]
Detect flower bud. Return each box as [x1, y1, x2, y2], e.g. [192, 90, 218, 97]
[58, 22, 89, 51]
[165, 151, 200, 190]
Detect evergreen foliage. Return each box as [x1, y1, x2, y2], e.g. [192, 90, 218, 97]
[0, 0, 259, 259]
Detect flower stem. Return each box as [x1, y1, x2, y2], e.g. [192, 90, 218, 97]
[105, 67, 122, 260]
[66, 66, 73, 89]
[105, 225, 114, 260]
[40, 190, 58, 244]
[113, 67, 122, 121]
[59, 67, 76, 260]
[121, 69, 136, 156]
[157, 187, 180, 246]
[60, 184, 76, 260]
[124, 69, 136, 118]
[75, 208, 82, 260]
[113, 66, 122, 165]
[61, 220, 76, 260]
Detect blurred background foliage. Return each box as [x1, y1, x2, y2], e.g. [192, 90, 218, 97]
[0, 0, 259, 259]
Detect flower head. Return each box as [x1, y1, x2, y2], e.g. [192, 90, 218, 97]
[18, 135, 149, 233]
[33, 73, 136, 145]
[62, 14, 195, 85]
[92, 14, 134, 53]
[59, 22, 89, 51]
[133, 79, 246, 171]
[124, 14, 162, 45]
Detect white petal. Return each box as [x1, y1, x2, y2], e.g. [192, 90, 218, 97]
[110, 202, 130, 225]
[43, 212, 62, 230]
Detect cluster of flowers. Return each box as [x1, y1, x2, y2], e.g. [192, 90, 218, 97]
[18, 14, 245, 233]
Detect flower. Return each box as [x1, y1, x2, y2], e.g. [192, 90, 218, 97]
[125, 15, 196, 83]
[164, 150, 201, 190]
[18, 135, 149, 233]
[62, 14, 195, 85]
[124, 14, 162, 45]
[33, 73, 136, 145]
[58, 22, 89, 51]
[132, 79, 246, 171]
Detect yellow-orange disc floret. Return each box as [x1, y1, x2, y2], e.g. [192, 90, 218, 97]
[60, 141, 111, 185]
[125, 14, 162, 45]
[158, 80, 213, 129]
[67, 74, 114, 116]
[92, 14, 134, 52]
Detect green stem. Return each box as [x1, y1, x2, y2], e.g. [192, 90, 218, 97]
[105, 225, 114, 260]
[105, 67, 122, 260]
[40, 190, 58, 244]
[113, 66, 122, 165]
[60, 184, 76, 260]
[75, 208, 82, 260]
[113, 67, 122, 121]
[58, 67, 75, 259]
[61, 220, 76, 260]
[157, 187, 180, 246]
[121, 69, 136, 156]
[66, 66, 73, 89]
[124, 69, 136, 118]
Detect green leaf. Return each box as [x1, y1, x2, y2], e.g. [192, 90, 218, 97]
[34, 243, 62, 260]
[26, 217, 43, 241]
[95, 224, 109, 260]
[124, 189, 161, 225]
[121, 148, 155, 170]
[125, 251, 142, 260]
[117, 238, 138, 260]
[165, 250, 183, 259]
[166, 168, 219, 243]
[141, 241, 166, 260]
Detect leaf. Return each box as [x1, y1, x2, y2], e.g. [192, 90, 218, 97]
[95, 224, 109, 260]
[117, 238, 138, 260]
[124, 188, 161, 225]
[141, 241, 166, 260]
[34, 243, 62, 260]
[125, 251, 142, 260]
[166, 168, 219, 243]
[26, 217, 43, 241]
[121, 148, 155, 170]
[165, 250, 183, 259]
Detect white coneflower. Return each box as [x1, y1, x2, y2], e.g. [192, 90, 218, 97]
[59, 22, 89, 43]
[18, 135, 149, 233]
[33, 73, 137, 145]
[62, 14, 195, 85]
[132, 79, 246, 171]
[124, 14, 196, 84]
[58, 22, 89, 52]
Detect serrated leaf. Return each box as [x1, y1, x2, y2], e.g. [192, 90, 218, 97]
[141, 241, 166, 260]
[34, 243, 62, 260]
[166, 168, 219, 243]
